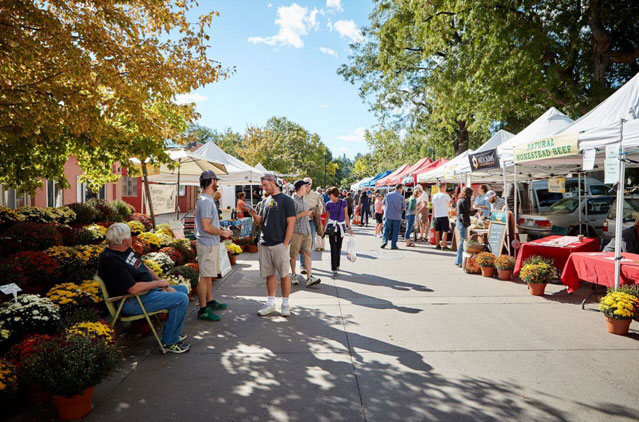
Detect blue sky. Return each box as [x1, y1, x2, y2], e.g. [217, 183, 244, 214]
[177, 0, 376, 159]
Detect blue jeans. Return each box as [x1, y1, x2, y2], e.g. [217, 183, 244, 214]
[300, 221, 317, 268]
[121, 285, 189, 346]
[405, 214, 416, 241]
[456, 221, 467, 266]
[383, 219, 401, 248]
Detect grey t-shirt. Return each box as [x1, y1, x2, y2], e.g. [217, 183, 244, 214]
[260, 193, 296, 246]
[195, 193, 220, 246]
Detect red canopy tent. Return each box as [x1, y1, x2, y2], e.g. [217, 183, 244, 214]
[375, 163, 410, 187]
[406, 158, 448, 186]
[386, 158, 431, 186]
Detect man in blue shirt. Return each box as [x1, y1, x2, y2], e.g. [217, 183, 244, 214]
[381, 184, 407, 249]
[474, 184, 491, 218]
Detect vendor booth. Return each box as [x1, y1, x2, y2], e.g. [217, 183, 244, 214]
[376, 164, 410, 187]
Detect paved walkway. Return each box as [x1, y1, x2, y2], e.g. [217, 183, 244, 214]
[41, 226, 639, 421]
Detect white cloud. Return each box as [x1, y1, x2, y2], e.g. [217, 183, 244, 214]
[337, 127, 366, 143]
[175, 93, 208, 104]
[267, 2, 272, 7]
[248, 3, 320, 48]
[338, 146, 348, 152]
[319, 104, 329, 108]
[326, 0, 343, 13]
[332, 19, 364, 43]
[319, 46, 338, 58]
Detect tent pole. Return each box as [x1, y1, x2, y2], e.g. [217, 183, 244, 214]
[513, 165, 518, 228]
[584, 173, 589, 234]
[578, 172, 582, 235]
[614, 120, 627, 291]
[175, 158, 181, 221]
[142, 162, 156, 230]
[503, 165, 510, 255]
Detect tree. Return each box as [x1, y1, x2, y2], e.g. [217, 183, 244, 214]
[0, 0, 230, 192]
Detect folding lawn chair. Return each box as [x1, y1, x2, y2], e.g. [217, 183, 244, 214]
[94, 275, 169, 354]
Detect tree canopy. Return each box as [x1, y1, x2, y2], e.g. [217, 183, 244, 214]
[1, 0, 230, 192]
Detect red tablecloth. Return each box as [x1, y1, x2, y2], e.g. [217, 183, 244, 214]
[513, 235, 601, 276]
[561, 252, 639, 292]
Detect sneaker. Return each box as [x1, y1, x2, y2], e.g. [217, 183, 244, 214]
[206, 300, 227, 310]
[435, 245, 442, 250]
[258, 302, 277, 316]
[332, 270, 338, 277]
[301, 269, 307, 275]
[442, 247, 452, 251]
[381, 243, 387, 249]
[197, 308, 221, 322]
[306, 275, 321, 287]
[291, 274, 299, 285]
[391, 246, 399, 250]
[179, 333, 188, 342]
[164, 342, 191, 354]
[281, 303, 290, 317]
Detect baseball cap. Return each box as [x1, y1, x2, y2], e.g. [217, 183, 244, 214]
[261, 173, 277, 182]
[199, 170, 219, 183]
[294, 179, 309, 190]
[486, 190, 497, 198]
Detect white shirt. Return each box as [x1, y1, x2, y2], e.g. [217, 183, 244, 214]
[417, 193, 428, 205]
[432, 192, 452, 218]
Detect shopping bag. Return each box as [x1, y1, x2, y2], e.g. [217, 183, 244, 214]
[346, 234, 357, 263]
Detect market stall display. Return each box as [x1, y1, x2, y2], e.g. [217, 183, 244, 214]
[514, 235, 601, 276]
[561, 252, 639, 293]
[220, 217, 253, 239]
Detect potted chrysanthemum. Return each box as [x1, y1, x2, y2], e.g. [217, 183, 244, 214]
[476, 252, 496, 277]
[519, 257, 554, 295]
[599, 291, 639, 335]
[494, 255, 516, 281]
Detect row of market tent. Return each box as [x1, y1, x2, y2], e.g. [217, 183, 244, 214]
[352, 71, 639, 290]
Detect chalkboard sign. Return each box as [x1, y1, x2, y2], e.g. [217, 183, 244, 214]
[488, 212, 508, 256]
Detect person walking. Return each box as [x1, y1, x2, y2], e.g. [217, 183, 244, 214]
[456, 187, 475, 267]
[381, 184, 406, 250]
[416, 188, 429, 241]
[432, 183, 453, 250]
[358, 190, 371, 227]
[324, 187, 353, 276]
[194, 170, 233, 322]
[247, 174, 296, 317]
[374, 193, 384, 237]
[299, 177, 323, 275]
[290, 180, 321, 287]
[404, 189, 419, 247]
[345, 192, 354, 223]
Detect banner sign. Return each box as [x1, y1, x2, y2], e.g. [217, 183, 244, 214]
[146, 184, 177, 215]
[514, 133, 579, 163]
[604, 144, 620, 184]
[468, 148, 500, 172]
[548, 177, 566, 193]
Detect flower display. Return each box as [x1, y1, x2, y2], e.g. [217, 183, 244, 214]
[131, 236, 151, 255]
[0, 206, 24, 229]
[0, 295, 60, 337]
[68, 202, 100, 224]
[127, 220, 146, 236]
[108, 200, 134, 222]
[17, 206, 76, 224]
[520, 260, 554, 284]
[86, 198, 119, 222]
[494, 255, 516, 271]
[166, 274, 191, 293]
[78, 279, 103, 303]
[66, 321, 116, 345]
[138, 232, 161, 250]
[158, 247, 183, 265]
[1, 221, 63, 251]
[225, 242, 242, 256]
[45, 245, 102, 283]
[168, 265, 199, 289]
[129, 213, 153, 231]
[156, 233, 173, 247]
[170, 239, 196, 263]
[6, 251, 60, 294]
[54, 224, 82, 246]
[184, 262, 199, 273]
[156, 224, 174, 239]
[6, 334, 55, 368]
[80, 224, 108, 242]
[476, 252, 496, 267]
[46, 283, 97, 317]
[599, 291, 639, 320]
[142, 252, 174, 275]
[0, 359, 17, 392]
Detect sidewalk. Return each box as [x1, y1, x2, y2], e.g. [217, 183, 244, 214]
[68, 227, 639, 420]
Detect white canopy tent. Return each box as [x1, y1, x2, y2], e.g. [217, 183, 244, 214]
[455, 129, 514, 178]
[351, 177, 374, 191]
[417, 150, 473, 183]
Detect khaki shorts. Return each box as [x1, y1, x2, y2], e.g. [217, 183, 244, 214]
[258, 243, 290, 278]
[196, 242, 220, 278]
[289, 233, 312, 257]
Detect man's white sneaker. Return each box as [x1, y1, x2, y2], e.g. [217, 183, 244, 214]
[306, 275, 321, 287]
[291, 274, 299, 285]
[258, 303, 277, 316]
[281, 303, 290, 317]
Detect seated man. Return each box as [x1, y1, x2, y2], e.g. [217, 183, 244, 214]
[98, 223, 191, 354]
[604, 218, 639, 254]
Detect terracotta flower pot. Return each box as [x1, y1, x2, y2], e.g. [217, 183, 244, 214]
[245, 245, 258, 253]
[605, 317, 632, 335]
[528, 282, 547, 296]
[497, 269, 513, 281]
[480, 266, 495, 277]
[229, 254, 237, 266]
[53, 387, 94, 420]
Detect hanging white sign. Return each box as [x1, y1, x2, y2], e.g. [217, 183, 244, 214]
[582, 149, 596, 171]
[548, 177, 566, 193]
[604, 145, 620, 184]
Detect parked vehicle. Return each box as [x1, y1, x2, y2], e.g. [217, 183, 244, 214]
[601, 196, 639, 246]
[518, 196, 614, 240]
[517, 178, 611, 214]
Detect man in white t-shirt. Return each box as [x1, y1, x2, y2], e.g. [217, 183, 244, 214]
[431, 183, 453, 250]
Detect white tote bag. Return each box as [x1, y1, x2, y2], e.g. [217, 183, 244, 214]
[346, 234, 357, 263]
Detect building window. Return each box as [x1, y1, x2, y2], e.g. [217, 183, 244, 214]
[1, 186, 30, 209]
[122, 176, 138, 197]
[76, 177, 105, 202]
[179, 185, 185, 196]
[47, 180, 63, 207]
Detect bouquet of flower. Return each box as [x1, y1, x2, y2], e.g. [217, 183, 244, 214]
[0, 359, 17, 393]
[166, 274, 191, 293]
[6, 251, 60, 294]
[599, 291, 639, 320]
[158, 247, 183, 265]
[129, 213, 153, 231]
[79, 224, 107, 243]
[66, 321, 116, 345]
[520, 260, 554, 284]
[1, 221, 63, 251]
[0, 295, 60, 338]
[168, 265, 199, 289]
[138, 232, 161, 250]
[142, 252, 174, 275]
[18, 333, 122, 398]
[225, 242, 242, 256]
[127, 220, 146, 236]
[494, 255, 516, 271]
[476, 252, 496, 268]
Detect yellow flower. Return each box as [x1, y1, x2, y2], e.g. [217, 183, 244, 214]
[66, 321, 116, 344]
